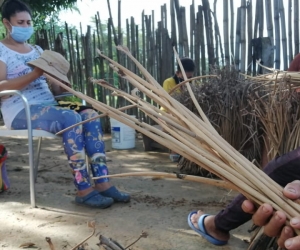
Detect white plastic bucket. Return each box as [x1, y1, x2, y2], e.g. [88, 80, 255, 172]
[110, 116, 136, 149]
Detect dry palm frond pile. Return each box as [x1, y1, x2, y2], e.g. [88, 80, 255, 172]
[247, 72, 300, 161]
[47, 45, 300, 231]
[172, 66, 264, 176]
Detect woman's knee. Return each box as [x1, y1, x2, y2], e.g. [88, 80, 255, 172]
[80, 109, 98, 120]
[64, 110, 82, 125]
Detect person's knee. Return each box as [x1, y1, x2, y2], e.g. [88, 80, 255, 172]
[65, 110, 82, 126]
[80, 109, 99, 120]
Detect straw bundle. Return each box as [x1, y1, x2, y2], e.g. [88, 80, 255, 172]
[172, 66, 263, 176]
[246, 71, 300, 161]
[47, 46, 300, 232]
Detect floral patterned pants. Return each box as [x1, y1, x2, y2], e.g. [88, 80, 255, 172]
[11, 104, 109, 190]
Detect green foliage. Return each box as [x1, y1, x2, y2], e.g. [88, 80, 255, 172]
[19, 0, 78, 28]
[23, 0, 77, 13]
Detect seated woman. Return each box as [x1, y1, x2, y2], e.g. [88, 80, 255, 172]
[0, 0, 130, 208]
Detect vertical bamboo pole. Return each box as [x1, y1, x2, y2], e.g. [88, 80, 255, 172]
[195, 10, 201, 76]
[107, 20, 114, 106]
[240, 0, 247, 73]
[198, 5, 206, 75]
[213, 0, 224, 66]
[107, 0, 118, 47]
[151, 10, 157, 81]
[161, 4, 167, 29]
[294, 0, 299, 55]
[253, 0, 259, 39]
[174, 0, 183, 56]
[278, 0, 287, 70]
[258, 0, 264, 38]
[213, 0, 219, 66]
[75, 31, 83, 93]
[69, 29, 78, 90]
[274, 0, 281, 69]
[247, 0, 253, 74]
[170, 0, 178, 54]
[142, 11, 146, 68]
[230, 0, 235, 64]
[117, 0, 125, 108]
[130, 17, 136, 72]
[84, 25, 95, 99]
[180, 7, 189, 57]
[223, 0, 230, 65]
[235, 7, 242, 71]
[139, 10, 146, 121]
[265, 0, 274, 65]
[203, 0, 214, 67]
[64, 22, 74, 84]
[95, 12, 105, 104]
[288, 0, 293, 61]
[135, 25, 140, 65]
[190, 1, 195, 59]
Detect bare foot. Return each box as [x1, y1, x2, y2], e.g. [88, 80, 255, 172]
[190, 210, 230, 242]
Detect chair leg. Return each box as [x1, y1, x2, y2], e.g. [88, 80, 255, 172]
[28, 132, 36, 208]
[34, 137, 43, 182]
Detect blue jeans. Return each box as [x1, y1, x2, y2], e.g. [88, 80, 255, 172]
[11, 104, 109, 191]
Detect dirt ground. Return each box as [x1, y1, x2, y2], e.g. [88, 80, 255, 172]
[0, 133, 253, 250]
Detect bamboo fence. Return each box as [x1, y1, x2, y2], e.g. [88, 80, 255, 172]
[32, 0, 300, 131]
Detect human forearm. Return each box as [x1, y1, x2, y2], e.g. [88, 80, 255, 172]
[0, 68, 43, 91]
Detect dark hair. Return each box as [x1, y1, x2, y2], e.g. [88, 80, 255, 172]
[1, 0, 32, 21]
[177, 57, 195, 72]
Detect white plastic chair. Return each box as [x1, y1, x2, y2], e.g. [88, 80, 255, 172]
[0, 90, 62, 208]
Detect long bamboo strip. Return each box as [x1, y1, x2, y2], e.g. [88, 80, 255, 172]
[45, 44, 300, 227]
[48, 73, 300, 219]
[92, 172, 236, 190]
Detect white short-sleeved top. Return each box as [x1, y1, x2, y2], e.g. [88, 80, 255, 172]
[0, 43, 56, 128]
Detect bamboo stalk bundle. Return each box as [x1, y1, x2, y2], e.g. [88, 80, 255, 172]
[172, 65, 263, 176]
[47, 46, 300, 230]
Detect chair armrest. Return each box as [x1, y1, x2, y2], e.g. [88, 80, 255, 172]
[0, 90, 33, 148]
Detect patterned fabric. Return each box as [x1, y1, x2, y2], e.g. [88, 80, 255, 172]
[57, 101, 94, 112]
[0, 42, 56, 129]
[0, 144, 9, 193]
[11, 105, 109, 190]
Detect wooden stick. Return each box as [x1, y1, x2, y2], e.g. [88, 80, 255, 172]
[92, 172, 236, 190]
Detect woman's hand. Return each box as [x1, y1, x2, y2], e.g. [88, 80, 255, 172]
[242, 181, 300, 250]
[32, 67, 44, 78]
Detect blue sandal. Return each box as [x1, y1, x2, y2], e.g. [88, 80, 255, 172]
[100, 186, 130, 203]
[75, 190, 114, 208]
[187, 211, 228, 246]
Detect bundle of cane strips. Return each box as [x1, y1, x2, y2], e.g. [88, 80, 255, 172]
[45, 45, 300, 232]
